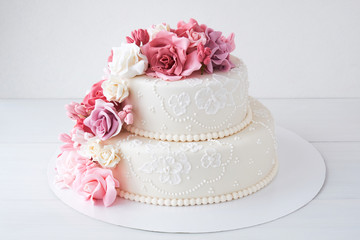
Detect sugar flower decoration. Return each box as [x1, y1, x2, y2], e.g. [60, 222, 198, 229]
[65, 102, 88, 120]
[126, 29, 149, 46]
[72, 158, 120, 207]
[80, 138, 122, 168]
[147, 23, 171, 40]
[118, 104, 134, 125]
[55, 149, 82, 188]
[101, 77, 129, 103]
[81, 80, 107, 112]
[174, 18, 207, 48]
[141, 31, 202, 81]
[108, 43, 148, 79]
[83, 99, 122, 141]
[203, 28, 235, 73]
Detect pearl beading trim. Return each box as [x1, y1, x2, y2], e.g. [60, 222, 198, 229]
[125, 106, 253, 142]
[117, 158, 278, 207]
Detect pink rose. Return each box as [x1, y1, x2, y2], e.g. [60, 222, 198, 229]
[174, 18, 207, 48]
[56, 133, 88, 188]
[73, 166, 119, 207]
[55, 149, 85, 188]
[141, 31, 201, 81]
[65, 102, 88, 121]
[56, 146, 119, 207]
[74, 157, 97, 178]
[83, 99, 122, 141]
[203, 28, 236, 73]
[81, 80, 107, 112]
[126, 29, 149, 46]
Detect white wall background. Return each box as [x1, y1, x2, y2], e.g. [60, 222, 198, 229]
[1, 0, 359, 99]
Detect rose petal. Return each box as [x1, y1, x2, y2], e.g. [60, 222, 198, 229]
[103, 175, 118, 207]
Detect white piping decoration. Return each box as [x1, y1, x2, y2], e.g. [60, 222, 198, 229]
[152, 79, 247, 131]
[121, 138, 234, 196]
[117, 158, 278, 207]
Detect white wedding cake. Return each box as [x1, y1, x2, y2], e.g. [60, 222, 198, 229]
[55, 19, 278, 207]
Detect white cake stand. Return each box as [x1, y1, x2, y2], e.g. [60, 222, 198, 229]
[47, 126, 326, 233]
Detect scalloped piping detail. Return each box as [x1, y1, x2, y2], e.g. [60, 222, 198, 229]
[117, 159, 278, 207]
[125, 106, 253, 142]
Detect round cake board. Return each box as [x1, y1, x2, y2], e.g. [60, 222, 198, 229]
[47, 126, 326, 233]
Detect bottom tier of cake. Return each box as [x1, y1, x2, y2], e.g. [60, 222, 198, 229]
[107, 98, 278, 206]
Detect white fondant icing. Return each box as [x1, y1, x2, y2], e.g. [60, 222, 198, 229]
[117, 160, 278, 206]
[180, 142, 203, 153]
[124, 58, 249, 139]
[104, 99, 277, 205]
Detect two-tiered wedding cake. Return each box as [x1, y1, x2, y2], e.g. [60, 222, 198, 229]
[55, 19, 278, 207]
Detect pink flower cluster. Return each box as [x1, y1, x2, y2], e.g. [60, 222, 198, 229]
[125, 18, 235, 81]
[65, 80, 133, 141]
[59, 62, 135, 206]
[56, 135, 119, 207]
[83, 99, 122, 141]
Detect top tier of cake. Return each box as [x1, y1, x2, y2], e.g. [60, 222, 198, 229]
[124, 56, 251, 142]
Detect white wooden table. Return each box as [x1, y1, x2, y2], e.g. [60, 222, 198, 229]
[1, 98, 359, 239]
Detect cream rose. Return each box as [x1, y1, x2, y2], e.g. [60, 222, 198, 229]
[80, 139, 121, 168]
[147, 23, 171, 40]
[96, 145, 121, 168]
[102, 77, 129, 103]
[80, 137, 101, 159]
[108, 43, 148, 78]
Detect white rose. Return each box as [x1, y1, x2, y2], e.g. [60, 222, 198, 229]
[102, 77, 129, 103]
[147, 23, 171, 40]
[96, 145, 121, 168]
[108, 43, 148, 78]
[79, 137, 101, 159]
[80, 138, 121, 168]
